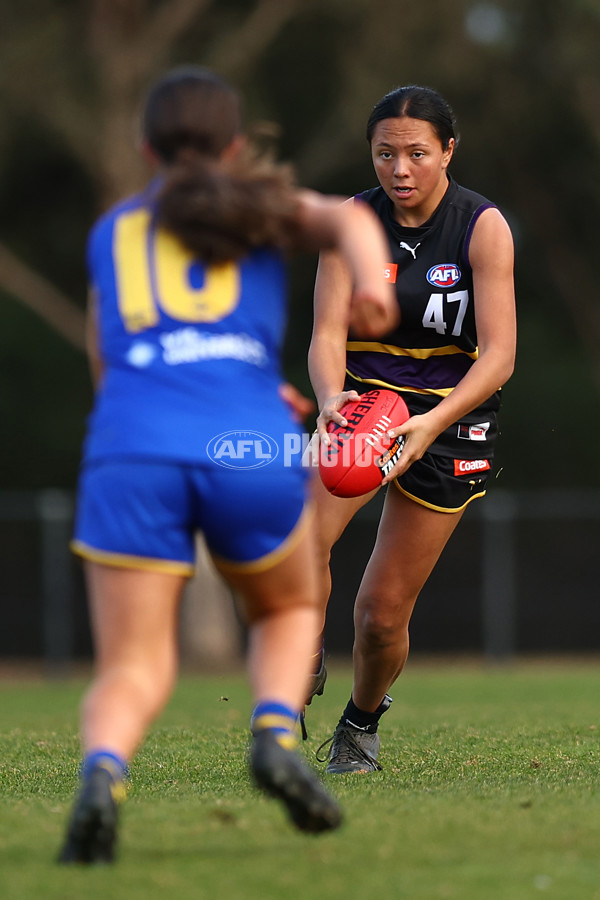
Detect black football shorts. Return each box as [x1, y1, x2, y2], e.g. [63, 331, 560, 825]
[394, 449, 493, 513]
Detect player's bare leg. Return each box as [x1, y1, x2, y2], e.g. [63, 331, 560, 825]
[320, 488, 463, 774]
[311, 475, 379, 635]
[352, 488, 464, 710]
[82, 564, 185, 757]
[221, 525, 342, 832]
[60, 564, 186, 863]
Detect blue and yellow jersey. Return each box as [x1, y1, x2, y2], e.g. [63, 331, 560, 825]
[83, 182, 301, 465]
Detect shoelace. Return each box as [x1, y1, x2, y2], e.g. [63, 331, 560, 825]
[299, 710, 308, 741]
[315, 724, 383, 770]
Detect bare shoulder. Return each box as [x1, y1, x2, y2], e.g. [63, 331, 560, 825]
[469, 206, 514, 267]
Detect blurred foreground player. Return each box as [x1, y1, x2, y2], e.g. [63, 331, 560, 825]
[58, 65, 397, 862]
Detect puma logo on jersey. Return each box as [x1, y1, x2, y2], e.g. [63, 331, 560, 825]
[457, 422, 490, 441]
[399, 241, 420, 259]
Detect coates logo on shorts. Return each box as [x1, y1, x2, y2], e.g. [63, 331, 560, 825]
[206, 431, 279, 469]
[427, 264, 461, 288]
[454, 458, 491, 476]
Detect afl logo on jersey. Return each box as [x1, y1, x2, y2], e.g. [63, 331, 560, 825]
[427, 264, 461, 288]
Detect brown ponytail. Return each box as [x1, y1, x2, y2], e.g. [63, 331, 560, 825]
[155, 147, 301, 262]
[143, 66, 302, 262]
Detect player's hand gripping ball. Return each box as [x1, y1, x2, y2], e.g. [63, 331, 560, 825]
[319, 389, 409, 497]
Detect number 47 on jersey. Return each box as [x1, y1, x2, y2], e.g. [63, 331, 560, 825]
[422, 290, 469, 337]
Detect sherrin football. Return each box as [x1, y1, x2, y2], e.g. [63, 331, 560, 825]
[319, 388, 410, 498]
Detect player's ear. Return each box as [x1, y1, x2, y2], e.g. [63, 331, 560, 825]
[442, 137, 455, 168]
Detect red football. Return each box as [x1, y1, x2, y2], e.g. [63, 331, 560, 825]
[319, 389, 410, 498]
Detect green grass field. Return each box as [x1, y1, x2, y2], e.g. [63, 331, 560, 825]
[2, 661, 600, 899]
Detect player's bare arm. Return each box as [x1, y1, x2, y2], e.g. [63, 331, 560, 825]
[384, 207, 516, 482]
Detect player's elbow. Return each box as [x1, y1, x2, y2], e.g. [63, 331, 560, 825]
[479, 343, 516, 390]
[497, 354, 515, 388]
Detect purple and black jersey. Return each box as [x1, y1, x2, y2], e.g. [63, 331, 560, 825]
[346, 177, 500, 459]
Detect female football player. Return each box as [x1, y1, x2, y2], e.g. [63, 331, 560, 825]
[307, 85, 516, 773]
[58, 65, 397, 862]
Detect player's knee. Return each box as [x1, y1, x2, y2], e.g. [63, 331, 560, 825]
[354, 594, 411, 651]
[356, 614, 400, 653]
[116, 658, 177, 712]
[313, 536, 334, 578]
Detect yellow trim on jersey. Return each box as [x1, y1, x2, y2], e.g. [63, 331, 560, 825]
[345, 369, 454, 398]
[70, 540, 195, 576]
[393, 480, 487, 513]
[346, 341, 479, 361]
[213, 504, 313, 575]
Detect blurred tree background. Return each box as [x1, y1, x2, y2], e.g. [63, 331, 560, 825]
[2, 0, 600, 493]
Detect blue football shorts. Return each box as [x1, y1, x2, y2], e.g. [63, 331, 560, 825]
[71, 457, 310, 575]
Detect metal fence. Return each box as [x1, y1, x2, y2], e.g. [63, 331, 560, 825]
[1, 488, 600, 669]
[0, 489, 76, 671]
[325, 488, 600, 660]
